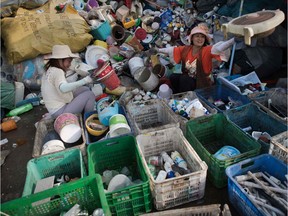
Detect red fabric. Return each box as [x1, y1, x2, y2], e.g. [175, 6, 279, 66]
[173, 45, 222, 76]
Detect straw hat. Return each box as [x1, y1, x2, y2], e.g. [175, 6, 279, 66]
[188, 26, 211, 44]
[47, 45, 79, 59]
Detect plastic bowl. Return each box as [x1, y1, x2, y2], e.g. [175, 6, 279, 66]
[85, 114, 108, 136]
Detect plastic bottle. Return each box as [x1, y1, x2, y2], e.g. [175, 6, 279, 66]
[171, 164, 190, 175]
[155, 170, 167, 182]
[164, 162, 175, 178]
[171, 151, 188, 170]
[160, 151, 174, 165]
[6, 103, 33, 117]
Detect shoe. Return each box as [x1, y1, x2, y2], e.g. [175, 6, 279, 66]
[105, 85, 127, 96]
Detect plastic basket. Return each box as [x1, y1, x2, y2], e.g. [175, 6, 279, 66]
[136, 127, 208, 210]
[226, 154, 287, 216]
[195, 84, 251, 112]
[185, 113, 261, 188]
[33, 114, 86, 161]
[125, 99, 179, 135]
[269, 131, 288, 164]
[224, 103, 288, 153]
[22, 148, 87, 197]
[1, 174, 111, 216]
[87, 135, 152, 215]
[248, 90, 287, 124]
[140, 204, 222, 216]
[84, 106, 133, 145]
[90, 20, 111, 40]
[169, 91, 218, 134]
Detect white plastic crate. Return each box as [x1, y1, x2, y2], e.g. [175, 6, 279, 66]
[269, 131, 288, 163]
[125, 99, 180, 135]
[140, 204, 221, 216]
[169, 91, 218, 134]
[136, 127, 208, 210]
[33, 114, 87, 163]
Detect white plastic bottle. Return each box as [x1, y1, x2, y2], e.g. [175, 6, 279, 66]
[171, 151, 188, 170]
[155, 170, 167, 182]
[164, 162, 175, 178]
[160, 151, 174, 165]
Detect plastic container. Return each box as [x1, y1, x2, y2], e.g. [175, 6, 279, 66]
[195, 84, 251, 112]
[22, 148, 87, 197]
[33, 114, 86, 162]
[6, 103, 33, 117]
[185, 113, 261, 188]
[83, 107, 133, 144]
[90, 21, 111, 40]
[224, 103, 287, 153]
[226, 154, 287, 216]
[87, 135, 152, 215]
[54, 113, 82, 143]
[125, 99, 179, 135]
[136, 127, 208, 210]
[96, 97, 119, 126]
[14, 81, 25, 106]
[169, 91, 217, 134]
[1, 174, 111, 216]
[134, 67, 159, 92]
[269, 131, 288, 163]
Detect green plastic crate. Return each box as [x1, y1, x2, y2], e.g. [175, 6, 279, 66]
[88, 135, 152, 215]
[185, 113, 261, 188]
[1, 174, 111, 216]
[22, 148, 87, 197]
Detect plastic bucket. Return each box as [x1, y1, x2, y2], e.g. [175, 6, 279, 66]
[107, 114, 131, 138]
[96, 97, 119, 126]
[111, 25, 126, 43]
[54, 113, 81, 143]
[90, 21, 111, 40]
[91, 62, 121, 90]
[128, 57, 144, 76]
[41, 140, 65, 155]
[134, 67, 159, 91]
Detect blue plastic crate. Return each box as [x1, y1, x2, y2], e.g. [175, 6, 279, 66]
[226, 154, 287, 216]
[224, 103, 288, 153]
[84, 106, 134, 145]
[195, 84, 251, 112]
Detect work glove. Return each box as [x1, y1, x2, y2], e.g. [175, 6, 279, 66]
[82, 75, 93, 84]
[212, 38, 235, 54]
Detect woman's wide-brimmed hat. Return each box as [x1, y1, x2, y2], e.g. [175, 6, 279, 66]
[188, 26, 211, 44]
[46, 45, 79, 59]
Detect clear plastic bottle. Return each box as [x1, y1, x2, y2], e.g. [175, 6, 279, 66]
[155, 170, 167, 182]
[164, 162, 175, 178]
[160, 151, 174, 165]
[171, 151, 188, 170]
